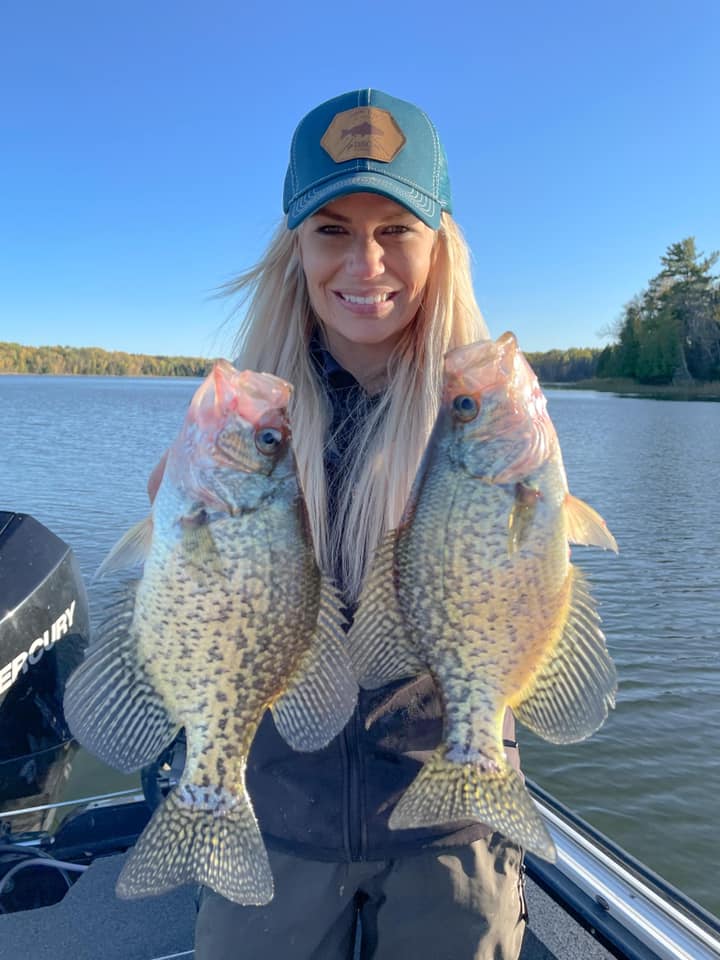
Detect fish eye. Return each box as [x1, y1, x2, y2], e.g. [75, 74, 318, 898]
[255, 427, 283, 456]
[452, 394, 479, 422]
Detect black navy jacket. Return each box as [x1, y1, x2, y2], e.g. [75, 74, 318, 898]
[246, 339, 504, 861]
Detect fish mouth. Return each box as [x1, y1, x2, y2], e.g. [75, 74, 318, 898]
[443, 336, 516, 401]
[190, 363, 292, 433]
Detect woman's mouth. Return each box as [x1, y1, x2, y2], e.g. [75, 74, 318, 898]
[335, 291, 396, 305]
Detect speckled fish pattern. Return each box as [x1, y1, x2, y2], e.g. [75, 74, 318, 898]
[349, 333, 618, 861]
[64, 362, 357, 904]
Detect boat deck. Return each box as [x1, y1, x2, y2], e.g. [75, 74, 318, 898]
[4, 781, 719, 959]
[0, 849, 615, 960]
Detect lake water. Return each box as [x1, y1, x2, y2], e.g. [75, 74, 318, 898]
[1, 375, 718, 915]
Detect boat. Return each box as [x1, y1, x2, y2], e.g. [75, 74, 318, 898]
[1, 513, 719, 958]
[0, 510, 89, 840]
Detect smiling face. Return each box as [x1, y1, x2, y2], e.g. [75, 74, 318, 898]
[297, 193, 437, 383]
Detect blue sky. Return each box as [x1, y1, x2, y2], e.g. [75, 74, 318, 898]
[2, 0, 718, 357]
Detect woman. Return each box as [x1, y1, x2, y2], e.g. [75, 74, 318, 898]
[194, 89, 527, 959]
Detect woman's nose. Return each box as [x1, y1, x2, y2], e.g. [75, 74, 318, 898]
[346, 235, 384, 277]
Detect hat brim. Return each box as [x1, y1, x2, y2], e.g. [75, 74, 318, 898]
[286, 172, 442, 230]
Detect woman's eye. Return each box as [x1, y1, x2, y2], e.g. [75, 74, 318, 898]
[384, 224, 410, 235]
[316, 224, 346, 235]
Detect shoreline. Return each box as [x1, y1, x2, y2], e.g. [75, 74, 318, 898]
[542, 377, 720, 401]
[3, 371, 720, 400]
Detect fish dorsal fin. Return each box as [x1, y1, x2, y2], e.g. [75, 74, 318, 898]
[95, 517, 154, 579]
[347, 531, 425, 688]
[565, 494, 618, 552]
[513, 566, 617, 744]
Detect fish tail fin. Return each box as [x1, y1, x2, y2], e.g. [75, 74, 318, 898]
[389, 749, 556, 862]
[117, 786, 273, 905]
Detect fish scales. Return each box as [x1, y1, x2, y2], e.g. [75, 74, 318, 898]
[350, 331, 618, 861]
[64, 361, 357, 904]
[137, 478, 320, 768]
[401, 446, 570, 739]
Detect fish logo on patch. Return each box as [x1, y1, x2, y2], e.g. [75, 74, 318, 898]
[321, 107, 406, 164]
[341, 121, 383, 138]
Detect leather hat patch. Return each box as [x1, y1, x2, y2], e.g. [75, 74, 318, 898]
[320, 106, 406, 164]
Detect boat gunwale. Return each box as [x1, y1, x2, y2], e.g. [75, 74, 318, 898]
[527, 779, 720, 960]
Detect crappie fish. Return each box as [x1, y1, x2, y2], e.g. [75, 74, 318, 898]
[64, 361, 357, 904]
[349, 332, 617, 860]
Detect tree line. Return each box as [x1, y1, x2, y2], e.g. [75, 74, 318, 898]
[525, 347, 602, 383]
[524, 237, 719, 385]
[596, 238, 720, 384]
[3, 338, 603, 383]
[0, 343, 213, 377]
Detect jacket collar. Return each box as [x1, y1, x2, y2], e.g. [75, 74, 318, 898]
[309, 330, 364, 392]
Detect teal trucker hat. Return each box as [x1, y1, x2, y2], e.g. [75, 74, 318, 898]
[283, 89, 452, 229]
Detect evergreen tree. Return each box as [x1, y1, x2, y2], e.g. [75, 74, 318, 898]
[615, 297, 643, 377]
[606, 238, 719, 384]
[657, 239, 719, 380]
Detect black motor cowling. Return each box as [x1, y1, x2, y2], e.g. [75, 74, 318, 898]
[0, 512, 89, 824]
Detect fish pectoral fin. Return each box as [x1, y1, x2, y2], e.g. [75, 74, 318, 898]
[271, 579, 358, 752]
[565, 494, 618, 552]
[63, 591, 178, 772]
[513, 566, 617, 744]
[117, 786, 273, 905]
[507, 482, 542, 554]
[95, 517, 154, 579]
[389, 748, 555, 861]
[348, 531, 425, 688]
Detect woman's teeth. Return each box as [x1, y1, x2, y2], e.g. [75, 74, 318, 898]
[339, 292, 392, 304]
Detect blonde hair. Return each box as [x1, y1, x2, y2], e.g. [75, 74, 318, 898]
[225, 213, 488, 601]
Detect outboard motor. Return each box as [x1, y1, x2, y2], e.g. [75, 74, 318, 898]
[0, 512, 89, 832]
